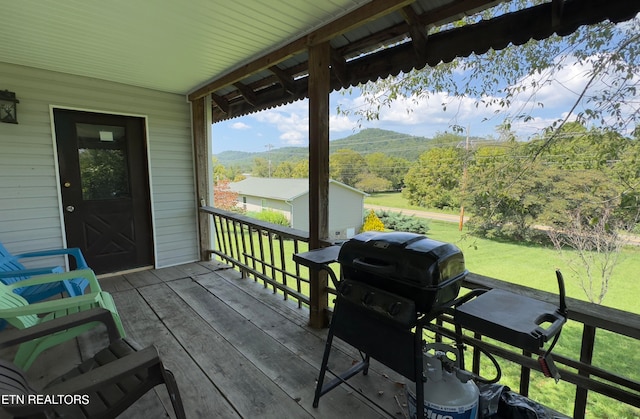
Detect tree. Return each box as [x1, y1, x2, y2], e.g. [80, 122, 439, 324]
[403, 147, 463, 209]
[548, 205, 629, 305]
[291, 160, 309, 178]
[365, 152, 410, 190]
[466, 142, 553, 242]
[252, 157, 270, 177]
[213, 179, 239, 212]
[330, 149, 367, 187]
[273, 161, 295, 178]
[355, 173, 392, 193]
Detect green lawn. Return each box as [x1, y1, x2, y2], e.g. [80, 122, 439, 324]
[367, 192, 640, 314]
[366, 192, 459, 214]
[364, 192, 640, 417]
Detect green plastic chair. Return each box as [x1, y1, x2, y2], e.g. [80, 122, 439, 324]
[0, 269, 126, 370]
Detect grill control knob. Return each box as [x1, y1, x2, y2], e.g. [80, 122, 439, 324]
[362, 292, 375, 305]
[388, 301, 403, 316]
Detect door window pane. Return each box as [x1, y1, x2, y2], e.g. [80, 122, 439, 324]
[76, 123, 130, 200]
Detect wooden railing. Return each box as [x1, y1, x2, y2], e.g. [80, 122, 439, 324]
[201, 206, 640, 419]
[201, 206, 316, 307]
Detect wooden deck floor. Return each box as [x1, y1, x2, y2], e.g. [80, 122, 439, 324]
[6, 262, 412, 419]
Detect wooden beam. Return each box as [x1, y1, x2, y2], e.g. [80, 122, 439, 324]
[192, 96, 212, 261]
[211, 93, 229, 115]
[330, 47, 348, 86]
[399, 5, 428, 61]
[232, 82, 258, 106]
[269, 65, 297, 94]
[187, 0, 416, 101]
[308, 41, 331, 329]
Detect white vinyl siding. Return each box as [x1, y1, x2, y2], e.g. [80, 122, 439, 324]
[0, 62, 198, 270]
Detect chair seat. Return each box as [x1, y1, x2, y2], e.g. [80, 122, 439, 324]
[0, 337, 185, 419]
[0, 270, 126, 370]
[46, 339, 173, 418]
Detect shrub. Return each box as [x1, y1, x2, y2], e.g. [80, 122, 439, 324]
[374, 210, 430, 234]
[361, 209, 385, 232]
[247, 210, 290, 227]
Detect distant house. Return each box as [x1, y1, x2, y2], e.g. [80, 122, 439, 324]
[229, 178, 367, 241]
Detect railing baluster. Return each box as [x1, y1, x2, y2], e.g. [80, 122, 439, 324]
[248, 226, 257, 273]
[278, 235, 288, 300]
[212, 214, 224, 260]
[240, 223, 249, 268]
[472, 332, 481, 377]
[293, 240, 302, 308]
[267, 232, 276, 293]
[257, 228, 267, 286]
[232, 219, 241, 265]
[223, 217, 233, 259]
[574, 325, 596, 419]
[520, 350, 531, 397]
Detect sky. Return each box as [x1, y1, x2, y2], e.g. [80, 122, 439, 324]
[211, 53, 631, 155]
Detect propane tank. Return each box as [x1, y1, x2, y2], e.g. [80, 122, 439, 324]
[410, 343, 479, 419]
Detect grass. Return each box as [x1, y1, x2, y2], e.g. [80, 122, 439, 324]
[367, 192, 640, 314]
[364, 192, 640, 418]
[366, 192, 459, 214]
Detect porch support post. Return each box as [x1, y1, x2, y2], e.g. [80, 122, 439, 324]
[308, 41, 331, 329]
[192, 95, 213, 261]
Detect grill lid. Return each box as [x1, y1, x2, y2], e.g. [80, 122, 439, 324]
[338, 231, 467, 312]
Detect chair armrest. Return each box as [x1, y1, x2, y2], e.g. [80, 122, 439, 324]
[0, 266, 62, 278]
[15, 248, 89, 269]
[0, 292, 103, 318]
[0, 308, 121, 349]
[5, 269, 101, 292]
[45, 345, 160, 396]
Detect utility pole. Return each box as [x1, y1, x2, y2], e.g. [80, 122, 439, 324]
[459, 125, 469, 231]
[265, 143, 273, 177]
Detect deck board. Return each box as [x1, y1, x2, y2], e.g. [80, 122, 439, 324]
[139, 281, 313, 419]
[2, 263, 412, 418]
[194, 272, 408, 416]
[112, 286, 241, 418]
[171, 277, 396, 418]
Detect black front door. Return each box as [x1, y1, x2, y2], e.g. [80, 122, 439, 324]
[54, 109, 153, 274]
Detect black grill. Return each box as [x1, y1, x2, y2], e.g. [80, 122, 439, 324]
[294, 231, 567, 419]
[337, 231, 467, 315]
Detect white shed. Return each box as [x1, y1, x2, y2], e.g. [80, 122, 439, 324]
[230, 178, 367, 241]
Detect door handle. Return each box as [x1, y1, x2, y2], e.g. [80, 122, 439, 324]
[65, 205, 75, 213]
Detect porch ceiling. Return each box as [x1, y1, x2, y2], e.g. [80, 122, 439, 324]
[2, 0, 639, 119]
[1, 0, 371, 94]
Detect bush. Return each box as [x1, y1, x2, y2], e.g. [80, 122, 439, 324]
[247, 210, 290, 227]
[374, 209, 430, 234]
[361, 209, 385, 232]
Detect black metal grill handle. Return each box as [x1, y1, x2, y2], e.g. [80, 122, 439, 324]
[352, 257, 396, 275]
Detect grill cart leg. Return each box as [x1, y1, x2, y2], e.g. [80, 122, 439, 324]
[313, 321, 371, 408]
[312, 322, 335, 407]
[415, 324, 425, 419]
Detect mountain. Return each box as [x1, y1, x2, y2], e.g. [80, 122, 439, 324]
[213, 128, 482, 169]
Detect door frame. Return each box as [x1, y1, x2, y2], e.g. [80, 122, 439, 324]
[49, 105, 157, 272]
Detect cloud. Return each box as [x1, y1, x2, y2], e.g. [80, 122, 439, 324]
[231, 121, 251, 130]
[280, 130, 305, 145]
[329, 114, 359, 133]
[253, 101, 309, 146]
